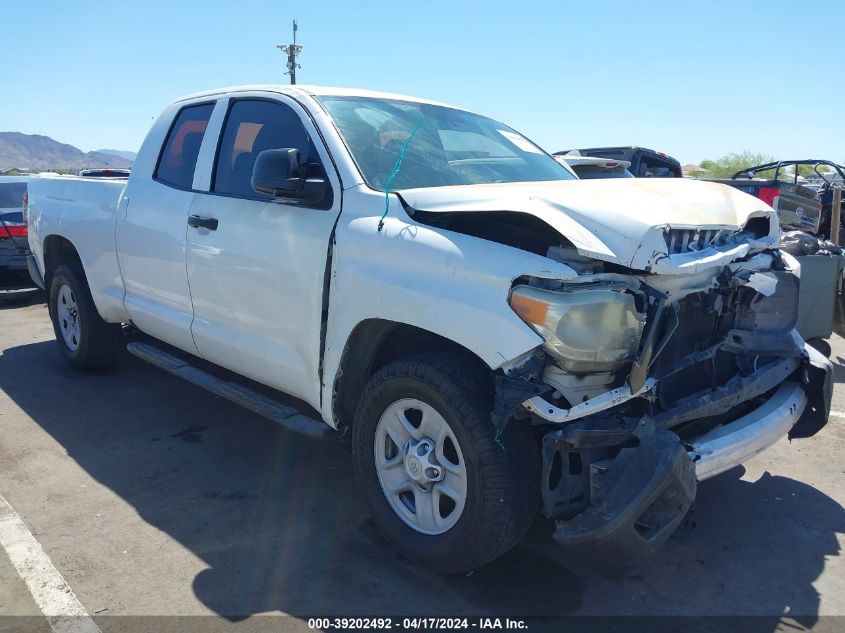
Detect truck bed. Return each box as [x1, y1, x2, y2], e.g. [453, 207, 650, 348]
[27, 176, 128, 320]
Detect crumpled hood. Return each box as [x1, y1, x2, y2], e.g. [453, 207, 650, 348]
[400, 178, 779, 273]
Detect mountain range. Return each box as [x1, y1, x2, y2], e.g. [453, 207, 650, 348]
[0, 132, 134, 171]
[95, 149, 138, 162]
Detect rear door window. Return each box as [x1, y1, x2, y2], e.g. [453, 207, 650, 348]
[155, 103, 214, 189]
[213, 99, 323, 199]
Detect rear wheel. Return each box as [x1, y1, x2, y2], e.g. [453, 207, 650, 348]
[48, 264, 122, 369]
[352, 352, 539, 573]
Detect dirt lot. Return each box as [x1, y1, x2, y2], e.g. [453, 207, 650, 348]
[0, 295, 843, 632]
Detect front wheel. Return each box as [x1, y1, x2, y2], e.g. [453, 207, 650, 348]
[351, 352, 539, 573]
[48, 264, 122, 369]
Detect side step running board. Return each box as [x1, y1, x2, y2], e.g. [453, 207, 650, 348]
[127, 342, 332, 440]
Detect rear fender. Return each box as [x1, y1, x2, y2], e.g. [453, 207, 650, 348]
[28, 176, 129, 323]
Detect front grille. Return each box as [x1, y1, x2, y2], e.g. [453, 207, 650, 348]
[664, 228, 734, 255]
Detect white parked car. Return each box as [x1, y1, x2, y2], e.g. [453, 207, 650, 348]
[25, 85, 832, 573]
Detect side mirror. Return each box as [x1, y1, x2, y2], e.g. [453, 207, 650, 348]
[251, 148, 328, 205]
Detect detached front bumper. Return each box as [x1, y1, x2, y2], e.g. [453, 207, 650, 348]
[542, 341, 832, 574]
[689, 338, 832, 479]
[689, 381, 805, 480]
[690, 342, 832, 483]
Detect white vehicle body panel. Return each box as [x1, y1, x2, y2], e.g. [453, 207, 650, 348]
[399, 178, 779, 272]
[185, 92, 344, 410]
[114, 99, 205, 353]
[26, 176, 129, 322]
[318, 185, 579, 425]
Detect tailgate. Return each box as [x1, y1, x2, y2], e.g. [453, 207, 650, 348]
[773, 182, 822, 232]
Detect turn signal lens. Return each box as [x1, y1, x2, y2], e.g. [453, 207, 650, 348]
[510, 292, 549, 325]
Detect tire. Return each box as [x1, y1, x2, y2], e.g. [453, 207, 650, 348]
[352, 352, 539, 573]
[48, 263, 122, 369]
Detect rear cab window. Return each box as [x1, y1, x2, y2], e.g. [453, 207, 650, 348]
[155, 103, 215, 189]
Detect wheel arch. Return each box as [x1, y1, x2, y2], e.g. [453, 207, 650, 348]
[42, 234, 84, 290]
[40, 233, 128, 324]
[331, 319, 492, 430]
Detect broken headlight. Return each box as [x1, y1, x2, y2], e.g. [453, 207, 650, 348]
[509, 285, 646, 372]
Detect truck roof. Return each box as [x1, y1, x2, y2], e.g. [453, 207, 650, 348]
[173, 84, 460, 110]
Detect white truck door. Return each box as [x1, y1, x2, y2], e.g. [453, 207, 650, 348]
[117, 102, 216, 353]
[186, 96, 342, 410]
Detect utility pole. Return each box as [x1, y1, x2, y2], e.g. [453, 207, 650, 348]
[276, 20, 302, 85]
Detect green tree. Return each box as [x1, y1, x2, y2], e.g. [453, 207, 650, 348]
[697, 151, 776, 178]
[796, 164, 822, 177]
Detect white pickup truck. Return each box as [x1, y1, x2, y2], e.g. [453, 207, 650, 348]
[26, 85, 832, 574]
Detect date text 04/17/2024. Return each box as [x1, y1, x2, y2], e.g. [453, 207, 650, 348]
[307, 618, 528, 630]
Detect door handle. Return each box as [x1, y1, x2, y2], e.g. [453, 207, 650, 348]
[188, 215, 218, 231]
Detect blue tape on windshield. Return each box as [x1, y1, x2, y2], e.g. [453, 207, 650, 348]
[378, 115, 425, 232]
[494, 428, 506, 451]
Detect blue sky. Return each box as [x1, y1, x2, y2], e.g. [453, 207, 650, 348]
[2, 0, 843, 164]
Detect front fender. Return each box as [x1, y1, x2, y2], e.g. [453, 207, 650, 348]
[319, 189, 577, 425]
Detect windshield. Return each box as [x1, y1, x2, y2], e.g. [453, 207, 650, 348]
[317, 96, 574, 191]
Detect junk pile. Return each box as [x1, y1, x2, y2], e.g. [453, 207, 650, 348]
[779, 231, 845, 340]
[780, 230, 845, 257]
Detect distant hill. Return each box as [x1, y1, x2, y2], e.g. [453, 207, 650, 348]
[0, 132, 134, 171]
[96, 149, 137, 162]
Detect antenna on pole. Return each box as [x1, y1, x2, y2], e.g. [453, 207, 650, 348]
[276, 20, 302, 85]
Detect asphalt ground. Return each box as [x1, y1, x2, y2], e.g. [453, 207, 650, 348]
[0, 294, 842, 632]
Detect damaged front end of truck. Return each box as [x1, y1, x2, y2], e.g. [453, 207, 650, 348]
[497, 234, 831, 574]
[405, 179, 834, 573]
